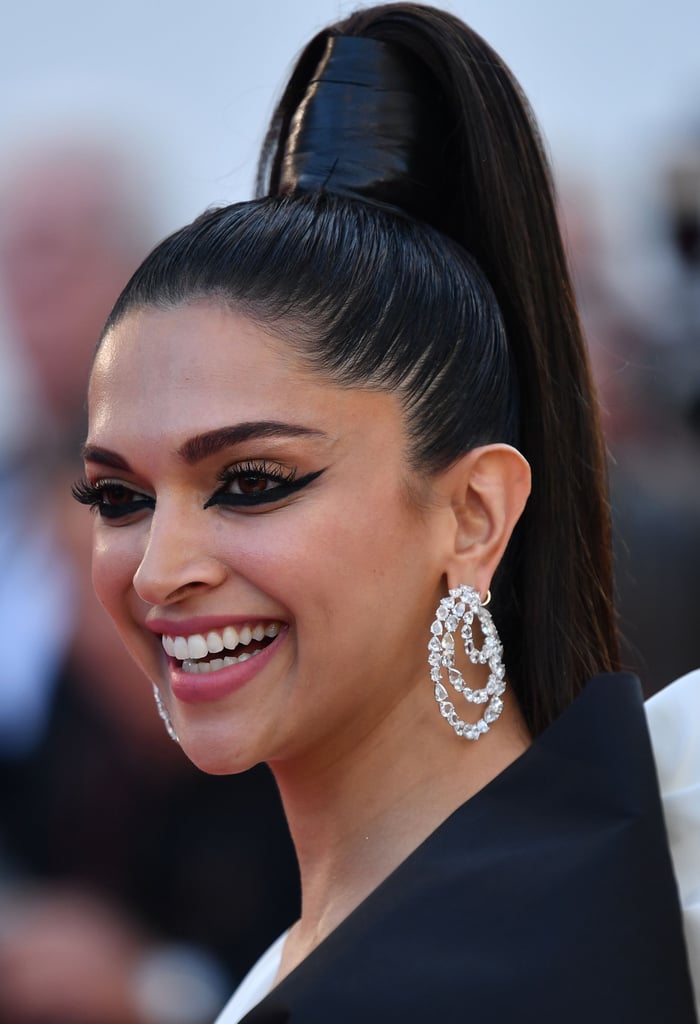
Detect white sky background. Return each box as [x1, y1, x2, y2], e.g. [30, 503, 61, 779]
[2, 0, 698, 239]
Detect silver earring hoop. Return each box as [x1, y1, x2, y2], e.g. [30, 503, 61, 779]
[428, 585, 506, 740]
[152, 684, 180, 743]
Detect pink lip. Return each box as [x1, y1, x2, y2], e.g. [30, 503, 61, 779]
[146, 614, 286, 637]
[165, 627, 288, 704]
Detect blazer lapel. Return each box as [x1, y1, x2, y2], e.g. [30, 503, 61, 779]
[243, 674, 697, 1023]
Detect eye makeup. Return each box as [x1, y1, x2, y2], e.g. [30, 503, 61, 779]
[204, 462, 326, 509]
[72, 478, 154, 520]
[72, 462, 326, 520]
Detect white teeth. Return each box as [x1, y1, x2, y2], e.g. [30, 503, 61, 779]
[206, 631, 224, 654]
[187, 634, 208, 659]
[173, 636, 189, 661]
[222, 626, 239, 650]
[162, 622, 284, 664]
[181, 648, 265, 674]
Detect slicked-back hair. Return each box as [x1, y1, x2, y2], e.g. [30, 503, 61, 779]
[103, 3, 619, 736]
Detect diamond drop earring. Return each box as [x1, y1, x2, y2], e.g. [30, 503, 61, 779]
[428, 585, 506, 740]
[152, 684, 180, 743]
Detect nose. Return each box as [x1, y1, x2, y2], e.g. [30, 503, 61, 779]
[132, 503, 228, 606]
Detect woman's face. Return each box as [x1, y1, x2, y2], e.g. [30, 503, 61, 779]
[84, 301, 449, 774]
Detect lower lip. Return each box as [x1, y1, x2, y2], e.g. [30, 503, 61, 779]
[167, 630, 287, 704]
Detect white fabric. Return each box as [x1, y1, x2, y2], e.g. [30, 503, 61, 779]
[214, 930, 287, 1024]
[646, 668, 700, 1020]
[216, 673, 700, 1023]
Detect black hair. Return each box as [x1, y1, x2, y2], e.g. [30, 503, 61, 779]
[103, 3, 618, 735]
[105, 193, 515, 468]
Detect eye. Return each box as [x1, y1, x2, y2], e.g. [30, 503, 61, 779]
[230, 470, 279, 495]
[204, 461, 325, 510]
[72, 477, 154, 521]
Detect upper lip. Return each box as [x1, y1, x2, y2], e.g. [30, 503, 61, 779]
[146, 615, 287, 637]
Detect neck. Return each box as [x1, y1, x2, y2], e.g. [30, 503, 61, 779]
[270, 686, 529, 972]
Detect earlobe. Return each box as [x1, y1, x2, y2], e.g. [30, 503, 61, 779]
[443, 444, 531, 596]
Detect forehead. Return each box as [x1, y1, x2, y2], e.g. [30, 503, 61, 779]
[91, 303, 315, 423]
[94, 300, 304, 379]
[87, 301, 400, 453]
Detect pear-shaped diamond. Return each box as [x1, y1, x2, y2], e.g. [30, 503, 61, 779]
[434, 682, 448, 702]
[448, 667, 464, 692]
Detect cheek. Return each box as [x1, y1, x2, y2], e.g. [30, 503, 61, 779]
[91, 527, 143, 619]
[231, 487, 429, 622]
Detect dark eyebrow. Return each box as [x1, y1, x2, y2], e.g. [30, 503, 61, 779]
[177, 422, 328, 465]
[81, 422, 327, 471]
[81, 445, 132, 471]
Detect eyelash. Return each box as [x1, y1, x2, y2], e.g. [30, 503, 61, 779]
[71, 478, 154, 520]
[72, 461, 325, 520]
[206, 461, 324, 509]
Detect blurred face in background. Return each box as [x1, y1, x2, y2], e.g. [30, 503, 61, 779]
[0, 148, 147, 433]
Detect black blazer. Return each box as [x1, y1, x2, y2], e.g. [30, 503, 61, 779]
[242, 674, 697, 1023]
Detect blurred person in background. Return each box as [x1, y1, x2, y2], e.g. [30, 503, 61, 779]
[0, 142, 145, 762]
[0, 140, 299, 1024]
[561, 163, 700, 696]
[0, 142, 155, 446]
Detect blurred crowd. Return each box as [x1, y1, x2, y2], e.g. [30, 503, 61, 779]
[0, 122, 697, 1024]
[561, 140, 700, 695]
[0, 139, 299, 1024]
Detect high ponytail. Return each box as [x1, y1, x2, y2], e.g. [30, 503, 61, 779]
[107, 3, 618, 736]
[259, 3, 619, 733]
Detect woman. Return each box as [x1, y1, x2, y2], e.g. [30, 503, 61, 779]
[74, 4, 697, 1021]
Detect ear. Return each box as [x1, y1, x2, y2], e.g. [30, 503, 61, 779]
[438, 445, 531, 597]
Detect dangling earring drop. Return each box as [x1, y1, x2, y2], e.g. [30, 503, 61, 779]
[152, 684, 180, 743]
[428, 585, 506, 740]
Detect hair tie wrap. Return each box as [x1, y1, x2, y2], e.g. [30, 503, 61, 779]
[279, 35, 448, 225]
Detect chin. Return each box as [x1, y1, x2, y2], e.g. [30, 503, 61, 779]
[177, 725, 263, 777]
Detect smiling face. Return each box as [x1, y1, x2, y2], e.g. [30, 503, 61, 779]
[83, 301, 450, 774]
